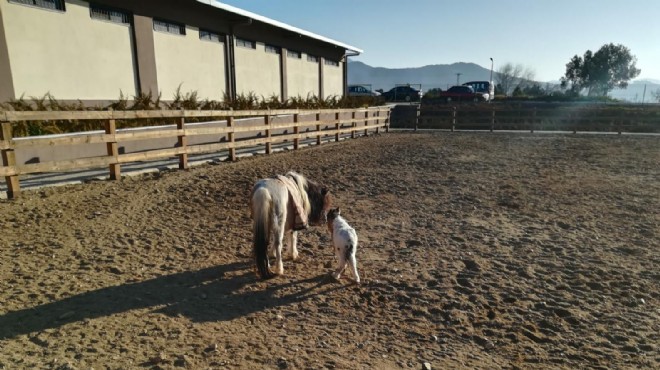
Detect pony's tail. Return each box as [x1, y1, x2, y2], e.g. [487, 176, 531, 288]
[252, 187, 275, 279]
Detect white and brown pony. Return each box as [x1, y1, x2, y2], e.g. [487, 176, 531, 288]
[250, 172, 331, 279]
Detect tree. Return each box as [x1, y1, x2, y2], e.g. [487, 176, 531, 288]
[495, 63, 536, 96]
[653, 89, 660, 103]
[560, 43, 641, 96]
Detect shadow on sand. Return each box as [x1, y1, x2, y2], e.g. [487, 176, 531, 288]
[0, 261, 345, 340]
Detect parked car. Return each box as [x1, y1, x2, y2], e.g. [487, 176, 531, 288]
[438, 85, 487, 103]
[380, 85, 422, 102]
[462, 81, 494, 101]
[348, 85, 380, 97]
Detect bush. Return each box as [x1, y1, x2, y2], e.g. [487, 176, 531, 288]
[0, 90, 386, 137]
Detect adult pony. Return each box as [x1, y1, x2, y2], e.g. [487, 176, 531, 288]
[250, 171, 331, 279]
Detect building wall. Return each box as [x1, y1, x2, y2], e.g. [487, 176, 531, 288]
[0, 0, 352, 103]
[234, 41, 280, 99]
[153, 25, 225, 101]
[323, 60, 344, 97]
[287, 53, 319, 99]
[0, 0, 138, 100]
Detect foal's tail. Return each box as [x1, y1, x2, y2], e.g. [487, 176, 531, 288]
[252, 187, 274, 279]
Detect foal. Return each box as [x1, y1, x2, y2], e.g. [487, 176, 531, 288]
[326, 208, 360, 283]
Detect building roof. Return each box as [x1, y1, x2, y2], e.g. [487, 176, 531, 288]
[195, 0, 363, 54]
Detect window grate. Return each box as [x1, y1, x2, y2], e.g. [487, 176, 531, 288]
[90, 5, 130, 24]
[200, 29, 222, 42]
[307, 55, 319, 63]
[236, 38, 256, 49]
[324, 59, 339, 67]
[9, 0, 65, 11]
[153, 19, 186, 35]
[287, 50, 301, 59]
[265, 44, 281, 54]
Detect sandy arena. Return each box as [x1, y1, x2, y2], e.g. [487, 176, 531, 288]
[0, 131, 658, 369]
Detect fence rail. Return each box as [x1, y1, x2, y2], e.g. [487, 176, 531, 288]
[392, 104, 660, 133]
[1, 107, 391, 199]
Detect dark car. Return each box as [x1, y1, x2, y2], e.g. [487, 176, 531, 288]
[438, 85, 487, 102]
[348, 85, 380, 97]
[380, 85, 422, 102]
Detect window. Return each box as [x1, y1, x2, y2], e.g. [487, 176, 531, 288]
[236, 38, 256, 49]
[200, 29, 222, 43]
[90, 4, 130, 24]
[9, 0, 65, 11]
[265, 44, 281, 54]
[153, 19, 185, 35]
[325, 59, 339, 67]
[287, 50, 301, 59]
[307, 55, 319, 63]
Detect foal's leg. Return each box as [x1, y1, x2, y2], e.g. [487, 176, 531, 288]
[348, 253, 360, 284]
[332, 246, 347, 280]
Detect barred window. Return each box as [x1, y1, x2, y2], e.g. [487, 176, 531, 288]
[9, 0, 65, 11]
[265, 44, 281, 54]
[287, 50, 301, 59]
[236, 38, 256, 49]
[153, 19, 185, 35]
[90, 4, 130, 24]
[200, 29, 222, 42]
[307, 55, 319, 63]
[324, 59, 339, 67]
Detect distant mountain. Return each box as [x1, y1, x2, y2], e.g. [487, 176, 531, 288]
[609, 80, 660, 102]
[347, 60, 493, 92]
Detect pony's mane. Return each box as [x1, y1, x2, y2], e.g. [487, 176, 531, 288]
[286, 171, 311, 216]
[286, 171, 328, 224]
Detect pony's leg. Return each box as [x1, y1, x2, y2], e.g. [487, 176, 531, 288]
[288, 231, 299, 261]
[349, 253, 360, 284]
[272, 216, 286, 275]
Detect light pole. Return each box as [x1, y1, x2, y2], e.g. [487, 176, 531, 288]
[489, 57, 494, 84]
[456, 73, 462, 86]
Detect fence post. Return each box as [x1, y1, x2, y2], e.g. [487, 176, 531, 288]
[316, 113, 322, 145]
[335, 111, 340, 142]
[1, 121, 20, 199]
[451, 106, 456, 132]
[105, 110, 120, 180]
[490, 107, 495, 132]
[364, 110, 369, 137]
[177, 112, 188, 169]
[375, 110, 380, 134]
[415, 105, 420, 131]
[351, 111, 356, 139]
[293, 113, 300, 150]
[265, 114, 272, 154]
[386, 109, 390, 133]
[227, 116, 236, 161]
[571, 113, 576, 134]
[531, 107, 536, 133]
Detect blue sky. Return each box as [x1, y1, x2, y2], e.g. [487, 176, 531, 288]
[216, 0, 660, 82]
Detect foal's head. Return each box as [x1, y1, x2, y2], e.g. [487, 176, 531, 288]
[326, 207, 341, 233]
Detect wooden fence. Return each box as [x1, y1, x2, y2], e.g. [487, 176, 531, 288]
[0, 107, 391, 199]
[408, 104, 660, 133]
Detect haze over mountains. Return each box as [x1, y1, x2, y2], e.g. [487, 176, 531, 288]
[347, 60, 660, 102]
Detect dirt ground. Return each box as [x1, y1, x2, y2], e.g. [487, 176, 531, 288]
[1, 131, 658, 370]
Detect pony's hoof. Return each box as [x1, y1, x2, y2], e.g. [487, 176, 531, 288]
[291, 253, 299, 261]
[331, 272, 341, 280]
[274, 264, 284, 275]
